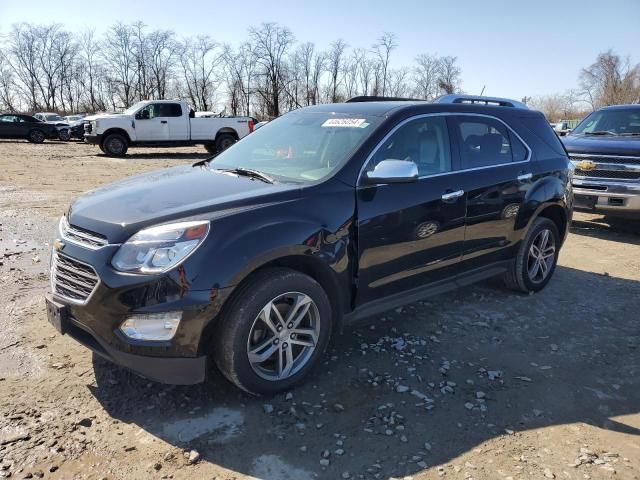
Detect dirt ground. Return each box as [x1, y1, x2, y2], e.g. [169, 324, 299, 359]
[0, 138, 639, 480]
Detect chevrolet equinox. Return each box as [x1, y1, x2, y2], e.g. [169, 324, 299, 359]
[46, 95, 573, 395]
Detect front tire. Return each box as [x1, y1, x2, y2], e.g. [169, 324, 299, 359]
[213, 268, 332, 395]
[504, 217, 560, 293]
[58, 129, 71, 141]
[101, 133, 128, 157]
[27, 129, 46, 144]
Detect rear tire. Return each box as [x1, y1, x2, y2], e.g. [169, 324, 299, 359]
[504, 217, 560, 293]
[213, 268, 332, 395]
[27, 129, 46, 144]
[101, 133, 128, 157]
[215, 133, 236, 153]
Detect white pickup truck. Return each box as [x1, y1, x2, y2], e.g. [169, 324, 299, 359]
[84, 100, 254, 156]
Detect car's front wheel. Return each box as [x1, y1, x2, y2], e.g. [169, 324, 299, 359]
[101, 133, 128, 157]
[58, 129, 71, 141]
[504, 217, 560, 293]
[213, 268, 332, 395]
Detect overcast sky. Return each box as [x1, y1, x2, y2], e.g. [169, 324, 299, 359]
[1, 0, 639, 100]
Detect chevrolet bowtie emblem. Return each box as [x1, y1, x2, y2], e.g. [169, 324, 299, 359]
[576, 160, 597, 171]
[53, 238, 65, 251]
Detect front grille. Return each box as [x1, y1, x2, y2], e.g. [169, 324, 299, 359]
[61, 217, 108, 249]
[570, 154, 640, 166]
[574, 169, 640, 180]
[51, 252, 99, 304]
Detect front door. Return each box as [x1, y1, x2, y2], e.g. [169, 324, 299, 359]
[134, 103, 169, 141]
[448, 115, 533, 269]
[356, 115, 466, 305]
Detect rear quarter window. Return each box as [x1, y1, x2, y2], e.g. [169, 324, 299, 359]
[518, 114, 566, 157]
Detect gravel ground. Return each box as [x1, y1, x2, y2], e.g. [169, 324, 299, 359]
[0, 139, 639, 480]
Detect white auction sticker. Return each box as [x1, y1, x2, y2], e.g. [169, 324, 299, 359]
[322, 118, 367, 128]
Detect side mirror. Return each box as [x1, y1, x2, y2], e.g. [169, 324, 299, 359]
[365, 159, 419, 184]
[136, 110, 150, 120]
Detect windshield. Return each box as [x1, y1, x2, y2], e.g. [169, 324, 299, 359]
[123, 102, 148, 115]
[572, 108, 640, 135]
[209, 111, 381, 183]
[46, 114, 63, 122]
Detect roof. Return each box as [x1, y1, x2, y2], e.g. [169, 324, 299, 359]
[599, 104, 640, 110]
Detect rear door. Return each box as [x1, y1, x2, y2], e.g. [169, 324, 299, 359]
[159, 103, 189, 140]
[448, 114, 533, 269]
[356, 115, 467, 305]
[0, 115, 23, 138]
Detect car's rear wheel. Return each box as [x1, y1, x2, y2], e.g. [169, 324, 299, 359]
[101, 133, 128, 157]
[504, 217, 560, 293]
[27, 129, 46, 144]
[215, 133, 236, 152]
[213, 268, 332, 395]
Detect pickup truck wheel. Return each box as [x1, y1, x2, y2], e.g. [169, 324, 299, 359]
[27, 129, 46, 144]
[213, 268, 332, 395]
[102, 133, 128, 157]
[204, 143, 217, 154]
[215, 133, 236, 152]
[504, 217, 559, 293]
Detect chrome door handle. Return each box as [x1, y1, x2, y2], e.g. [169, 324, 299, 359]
[517, 173, 533, 182]
[441, 189, 465, 201]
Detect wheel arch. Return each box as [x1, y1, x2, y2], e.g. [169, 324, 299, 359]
[101, 128, 132, 144]
[216, 127, 239, 141]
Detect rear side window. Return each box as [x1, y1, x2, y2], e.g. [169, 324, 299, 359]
[509, 131, 528, 161]
[453, 116, 514, 168]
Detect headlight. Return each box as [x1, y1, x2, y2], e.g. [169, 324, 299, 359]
[111, 221, 210, 274]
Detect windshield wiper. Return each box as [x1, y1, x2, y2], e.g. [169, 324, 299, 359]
[619, 132, 640, 136]
[213, 167, 275, 184]
[585, 130, 618, 136]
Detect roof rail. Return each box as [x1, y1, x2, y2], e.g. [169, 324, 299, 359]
[435, 94, 529, 109]
[345, 95, 425, 103]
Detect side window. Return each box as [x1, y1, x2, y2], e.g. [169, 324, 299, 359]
[158, 103, 182, 117]
[0, 115, 17, 123]
[368, 116, 452, 177]
[454, 117, 514, 168]
[509, 131, 528, 161]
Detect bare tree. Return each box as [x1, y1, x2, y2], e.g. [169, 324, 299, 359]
[373, 32, 397, 96]
[413, 53, 442, 101]
[438, 56, 461, 94]
[326, 39, 347, 103]
[250, 22, 294, 118]
[102, 23, 138, 107]
[580, 50, 640, 109]
[178, 36, 221, 111]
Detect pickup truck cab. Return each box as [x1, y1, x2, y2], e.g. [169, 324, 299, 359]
[84, 100, 254, 156]
[563, 104, 640, 217]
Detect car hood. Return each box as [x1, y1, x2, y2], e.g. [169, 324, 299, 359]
[85, 113, 128, 121]
[68, 164, 301, 243]
[563, 134, 640, 156]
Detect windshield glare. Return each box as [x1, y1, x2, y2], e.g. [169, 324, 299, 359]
[209, 112, 381, 183]
[572, 109, 640, 135]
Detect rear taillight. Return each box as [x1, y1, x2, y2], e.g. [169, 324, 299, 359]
[248, 119, 254, 133]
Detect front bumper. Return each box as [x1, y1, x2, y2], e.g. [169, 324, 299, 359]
[84, 133, 102, 145]
[47, 240, 233, 385]
[572, 178, 640, 215]
[47, 293, 207, 384]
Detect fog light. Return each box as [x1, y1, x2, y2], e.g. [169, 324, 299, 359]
[119, 312, 182, 341]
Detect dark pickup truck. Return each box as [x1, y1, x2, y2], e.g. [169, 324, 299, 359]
[563, 104, 640, 217]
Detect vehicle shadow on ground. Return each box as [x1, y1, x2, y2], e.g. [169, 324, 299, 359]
[88, 262, 640, 479]
[571, 214, 640, 245]
[97, 151, 212, 160]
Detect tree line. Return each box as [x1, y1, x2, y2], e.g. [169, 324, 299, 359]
[529, 50, 640, 122]
[0, 21, 462, 118]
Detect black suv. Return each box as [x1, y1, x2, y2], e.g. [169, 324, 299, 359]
[46, 95, 572, 395]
